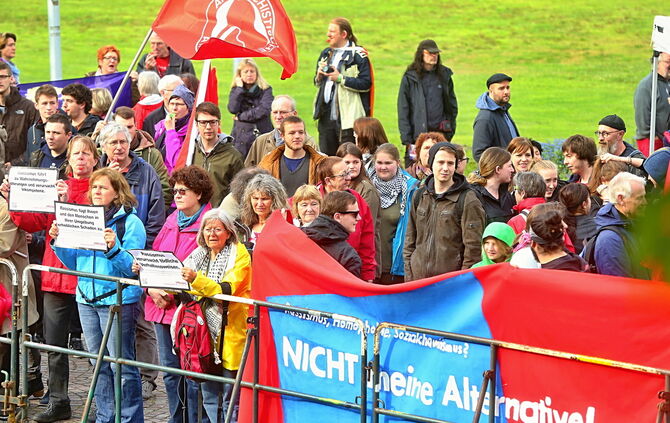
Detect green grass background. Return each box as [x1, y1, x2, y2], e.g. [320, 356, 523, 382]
[7, 0, 668, 156]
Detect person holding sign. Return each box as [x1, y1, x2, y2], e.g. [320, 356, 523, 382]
[49, 168, 146, 423]
[180, 208, 252, 423]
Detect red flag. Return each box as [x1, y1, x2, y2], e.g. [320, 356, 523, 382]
[152, 0, 298, 79]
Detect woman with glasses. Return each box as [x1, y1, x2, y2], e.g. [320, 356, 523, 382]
[142, 165, 214, 423]
[240, 174, 288, 248]
[154, 85, 195, 174]
[228, 58, 274, 159]
[87, 45, 141, 104]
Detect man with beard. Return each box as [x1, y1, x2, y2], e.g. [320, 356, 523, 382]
[596, 114, 647, 178]
[258, 115, 325, 196]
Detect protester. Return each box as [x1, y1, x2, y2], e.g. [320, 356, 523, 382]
[142, 74, 184, 139]
[219, 167, 270, 221]
[642, 147, 670, 188]
[7, 135, 98, 422]
[61, 83, 101, 137]
[559, 183, 596, 254]
[398, 39, 458, 166]
[132, 71, 162, 131]
[32, 114, 73, 179]
[597, 160, 628, 203]
[404, 142, 485, 279]
[507, 172, 547, 234]
[368, 143, 419, 283]
[143, 165, 213, 423]
[240, 174, 288, 248]
[245, 95, 319, 167]
[292, 184, 322, 227]
[633, 52, 670, 156]
[314, 17, 372, 155]
[453, 143, 469, 175]
[467, 147, 515, 224]
[180, 209, 252, 422]
[316, 157, 377, 281]
[90, 88, 113, 119]
[191, 101, 244, 207]
[180, 73, 199, 95]
[353, 117, 388, 169]
[0, 61, 38, 165]
[89, 45, 120, 76]
[531, 140, 543, 160]
[154, 84, 194, 173]
[595, 114, 646, 177]
[26, 84, 59, 164]
[529, 160, 565, 202]
[50, 168, 146, 423]
[302, 190, 362, 277]
[562, 134, 604, 213]
[507, 137, 534, 173]
[405, 132, 446, 181]
[471, 222, 516, 268]
[136, 33, 195, 77]
[472, 73, 519, 162]
[228, 59, 274, 158]
[0, 33, 19, 84]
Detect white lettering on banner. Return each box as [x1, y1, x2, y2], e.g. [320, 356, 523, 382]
[367, 365, 434, 406]
[282, 337, 358, 384]
[440, 375, 596, 423]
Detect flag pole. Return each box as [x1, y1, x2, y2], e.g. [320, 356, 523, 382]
[649, 51, 659, 155]
[185, 59, 211, 166]
[104, 28, 154, 122]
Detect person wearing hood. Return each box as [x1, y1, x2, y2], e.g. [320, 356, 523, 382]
[192, 102, 244, 207]
[471, 222, 516, 268]
[50, 168, 146, 423]
[303, 190, 362, 278]
[472, 73, 519, 162]
[403, 142, 486, 280]
[154, 84, 194, 174]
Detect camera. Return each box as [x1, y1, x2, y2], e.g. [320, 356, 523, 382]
[320, 64, 334, 73]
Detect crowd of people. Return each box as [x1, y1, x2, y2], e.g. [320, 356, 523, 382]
[0, 16, 669, 423]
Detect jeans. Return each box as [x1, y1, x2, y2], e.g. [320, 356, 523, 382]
[155, 323, 186, 423]
[200, 368, 238, 423]
[135, 296, 159, 384]
[43, 292, 77, 405]
[78, 302, 143, 423]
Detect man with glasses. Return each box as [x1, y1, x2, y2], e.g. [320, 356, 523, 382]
[258, 116, 325, 196]
[141, 74, 184, 138]
[245, 95, 319, 167]
[0, 61, 37, 167]
[303, 190, 362, 278]
[634, 52, 670, 156]
[192, 101, 244, 206]
[595, 114, 647, 178]
[136, 33, 195, 78]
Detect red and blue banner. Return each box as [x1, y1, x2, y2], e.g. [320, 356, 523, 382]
[240, 212, 670, 422]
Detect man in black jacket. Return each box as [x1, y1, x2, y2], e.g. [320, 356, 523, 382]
[0, 61, 38, 166]
[136, 33, 195, 78]
[398, 39, 458, 166]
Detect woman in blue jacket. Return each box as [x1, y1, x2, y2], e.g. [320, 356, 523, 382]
[50, 168, 146, 423]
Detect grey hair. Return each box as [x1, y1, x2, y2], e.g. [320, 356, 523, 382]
[157, 74, 182, 92]
[607, 172, 646, 203]
[98, 122, 131, 147]
[272, 95, 297, 112]
[138, 71, 160, 96]
[514, 171, 546, 199]
[241, 174, 288, 227]
[196, 208, 239, 249]
[229, 167, 270, 204]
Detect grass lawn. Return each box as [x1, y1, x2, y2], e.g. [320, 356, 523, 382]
[7, 0, 668, 158]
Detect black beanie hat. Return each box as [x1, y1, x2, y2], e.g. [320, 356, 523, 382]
[428, 142, 458, 169]
[598, 114, 626, 132]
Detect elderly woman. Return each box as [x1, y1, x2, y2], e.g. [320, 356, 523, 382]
[240, 174, 288, 248]
[406, 132, 446, 181]
[154, 85, 195, 173]
[132, 71, 162, 130]
[50, 168, 146, 423]
[292, 184, 322, 227]
[144, 165, 213, 423]
[228, 59, 274, 158]
[180, 209, 252, 422]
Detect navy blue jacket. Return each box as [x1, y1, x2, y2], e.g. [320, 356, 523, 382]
[472, 92, 519, 162]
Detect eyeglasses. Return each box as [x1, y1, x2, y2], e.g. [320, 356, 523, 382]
[196, 119, 220, 127]
[173, 188, 191, 196]
[331, 171, 351, 179]
[594, 130, 620, 138]
[203, 227, 226, 234]
[459, 157, 470, 164]
[338, 210, 360, 217]
[102, 56, 119, 62]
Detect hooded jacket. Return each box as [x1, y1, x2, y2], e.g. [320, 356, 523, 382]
[228, 85, 274, 158]
[397, 66, 458, 145]
[469, 182, 515, 225]
[1, 86, 38, 164]
[507, 197, 546, 234]
[593, 202, 650, 279]
[25, 119, 46, 166]
[302, 215, 361, 278]
[471, 221, 516, 268]
[76, 113, 102, 137]
[192, 133, 245, 207]
[30, 143, 68, 179]
[132, 129, 172, 208]
[472, 92, 519, 162]
[53, 206, 146, 305]
[154, 118, 188, 174]
[403, 173, 486, 280]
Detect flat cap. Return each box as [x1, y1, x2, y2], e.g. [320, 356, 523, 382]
[486, 73, 512, 88]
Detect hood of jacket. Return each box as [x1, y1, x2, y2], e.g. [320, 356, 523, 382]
[594, 202, 628, 229]
[132, 129, 156, 151]
[424, 172, 469, 200]
[196, 133, 234, 155]
[4, 86, 23, 107]
[475, 92, 512, 112]
[107, 205, 137, 227]
[302, 215, 349, 244]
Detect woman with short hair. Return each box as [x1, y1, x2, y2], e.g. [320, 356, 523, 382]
[507, 137, 535, 173]
[292, 184, 322, 227]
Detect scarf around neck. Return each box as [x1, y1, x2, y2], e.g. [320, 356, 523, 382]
[371, 168, 406, 212]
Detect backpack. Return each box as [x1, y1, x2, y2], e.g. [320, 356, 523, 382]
[172, 300, 221, 379]
[582, 225, 627, 274]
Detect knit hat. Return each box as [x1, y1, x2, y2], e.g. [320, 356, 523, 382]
[486, 73, 512, 88]
[482, 222, 516, 247]
[418, 39, 441, 54]
[643, 147, 670, 186]
[427, 142, 458, 169]
[170, 85, 195, 111]
[598, 114, 626, 132]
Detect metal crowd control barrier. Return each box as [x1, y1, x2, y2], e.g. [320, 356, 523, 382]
[10, 264, 369, 423]
[371, 322, 670, 423]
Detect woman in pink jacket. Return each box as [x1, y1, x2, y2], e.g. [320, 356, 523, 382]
[146, 165, 213, 423]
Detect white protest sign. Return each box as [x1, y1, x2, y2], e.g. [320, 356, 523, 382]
[8, 167, 59, 213]
[129, 250, 190, 290]
[54, 202, 106, 251]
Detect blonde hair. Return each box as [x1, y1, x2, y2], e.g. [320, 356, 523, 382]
[88, 168, 137, 208]
[467, 147, 511, 186]
[66, 135, 100, 176]
[529, 159, 557, 173]
[231, 58, 270, 90]
[291, 185, 322, 221]
[91, 88, 113, 116]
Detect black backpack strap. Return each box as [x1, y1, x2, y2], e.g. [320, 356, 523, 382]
[78, 283, 129, 304]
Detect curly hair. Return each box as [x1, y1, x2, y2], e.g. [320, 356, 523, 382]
[241, 174, 288, 227]
[169, 165, 214, 206]
[62, 83, 93, 114]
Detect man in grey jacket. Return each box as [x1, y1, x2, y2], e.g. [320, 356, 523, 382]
[633, 52, 670, 156]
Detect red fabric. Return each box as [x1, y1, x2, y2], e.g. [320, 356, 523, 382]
[155, 55, 169, 77]
[204, 67, 218, 105]
[0, 284, 10, 330]
[152, 0, 298, 79]
[9, 177, 90, 294]
[635, 137, 663, 157]
[132, 99, 162, 131]
[508, 197, 546, 234]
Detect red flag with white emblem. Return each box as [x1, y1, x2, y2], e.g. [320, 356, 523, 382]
[152, 0, 298, 79]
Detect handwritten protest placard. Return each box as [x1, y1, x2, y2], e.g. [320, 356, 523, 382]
[8, 167, 58, 213]
[129, 250, 190, 290]
[54, 202, 106, 251]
